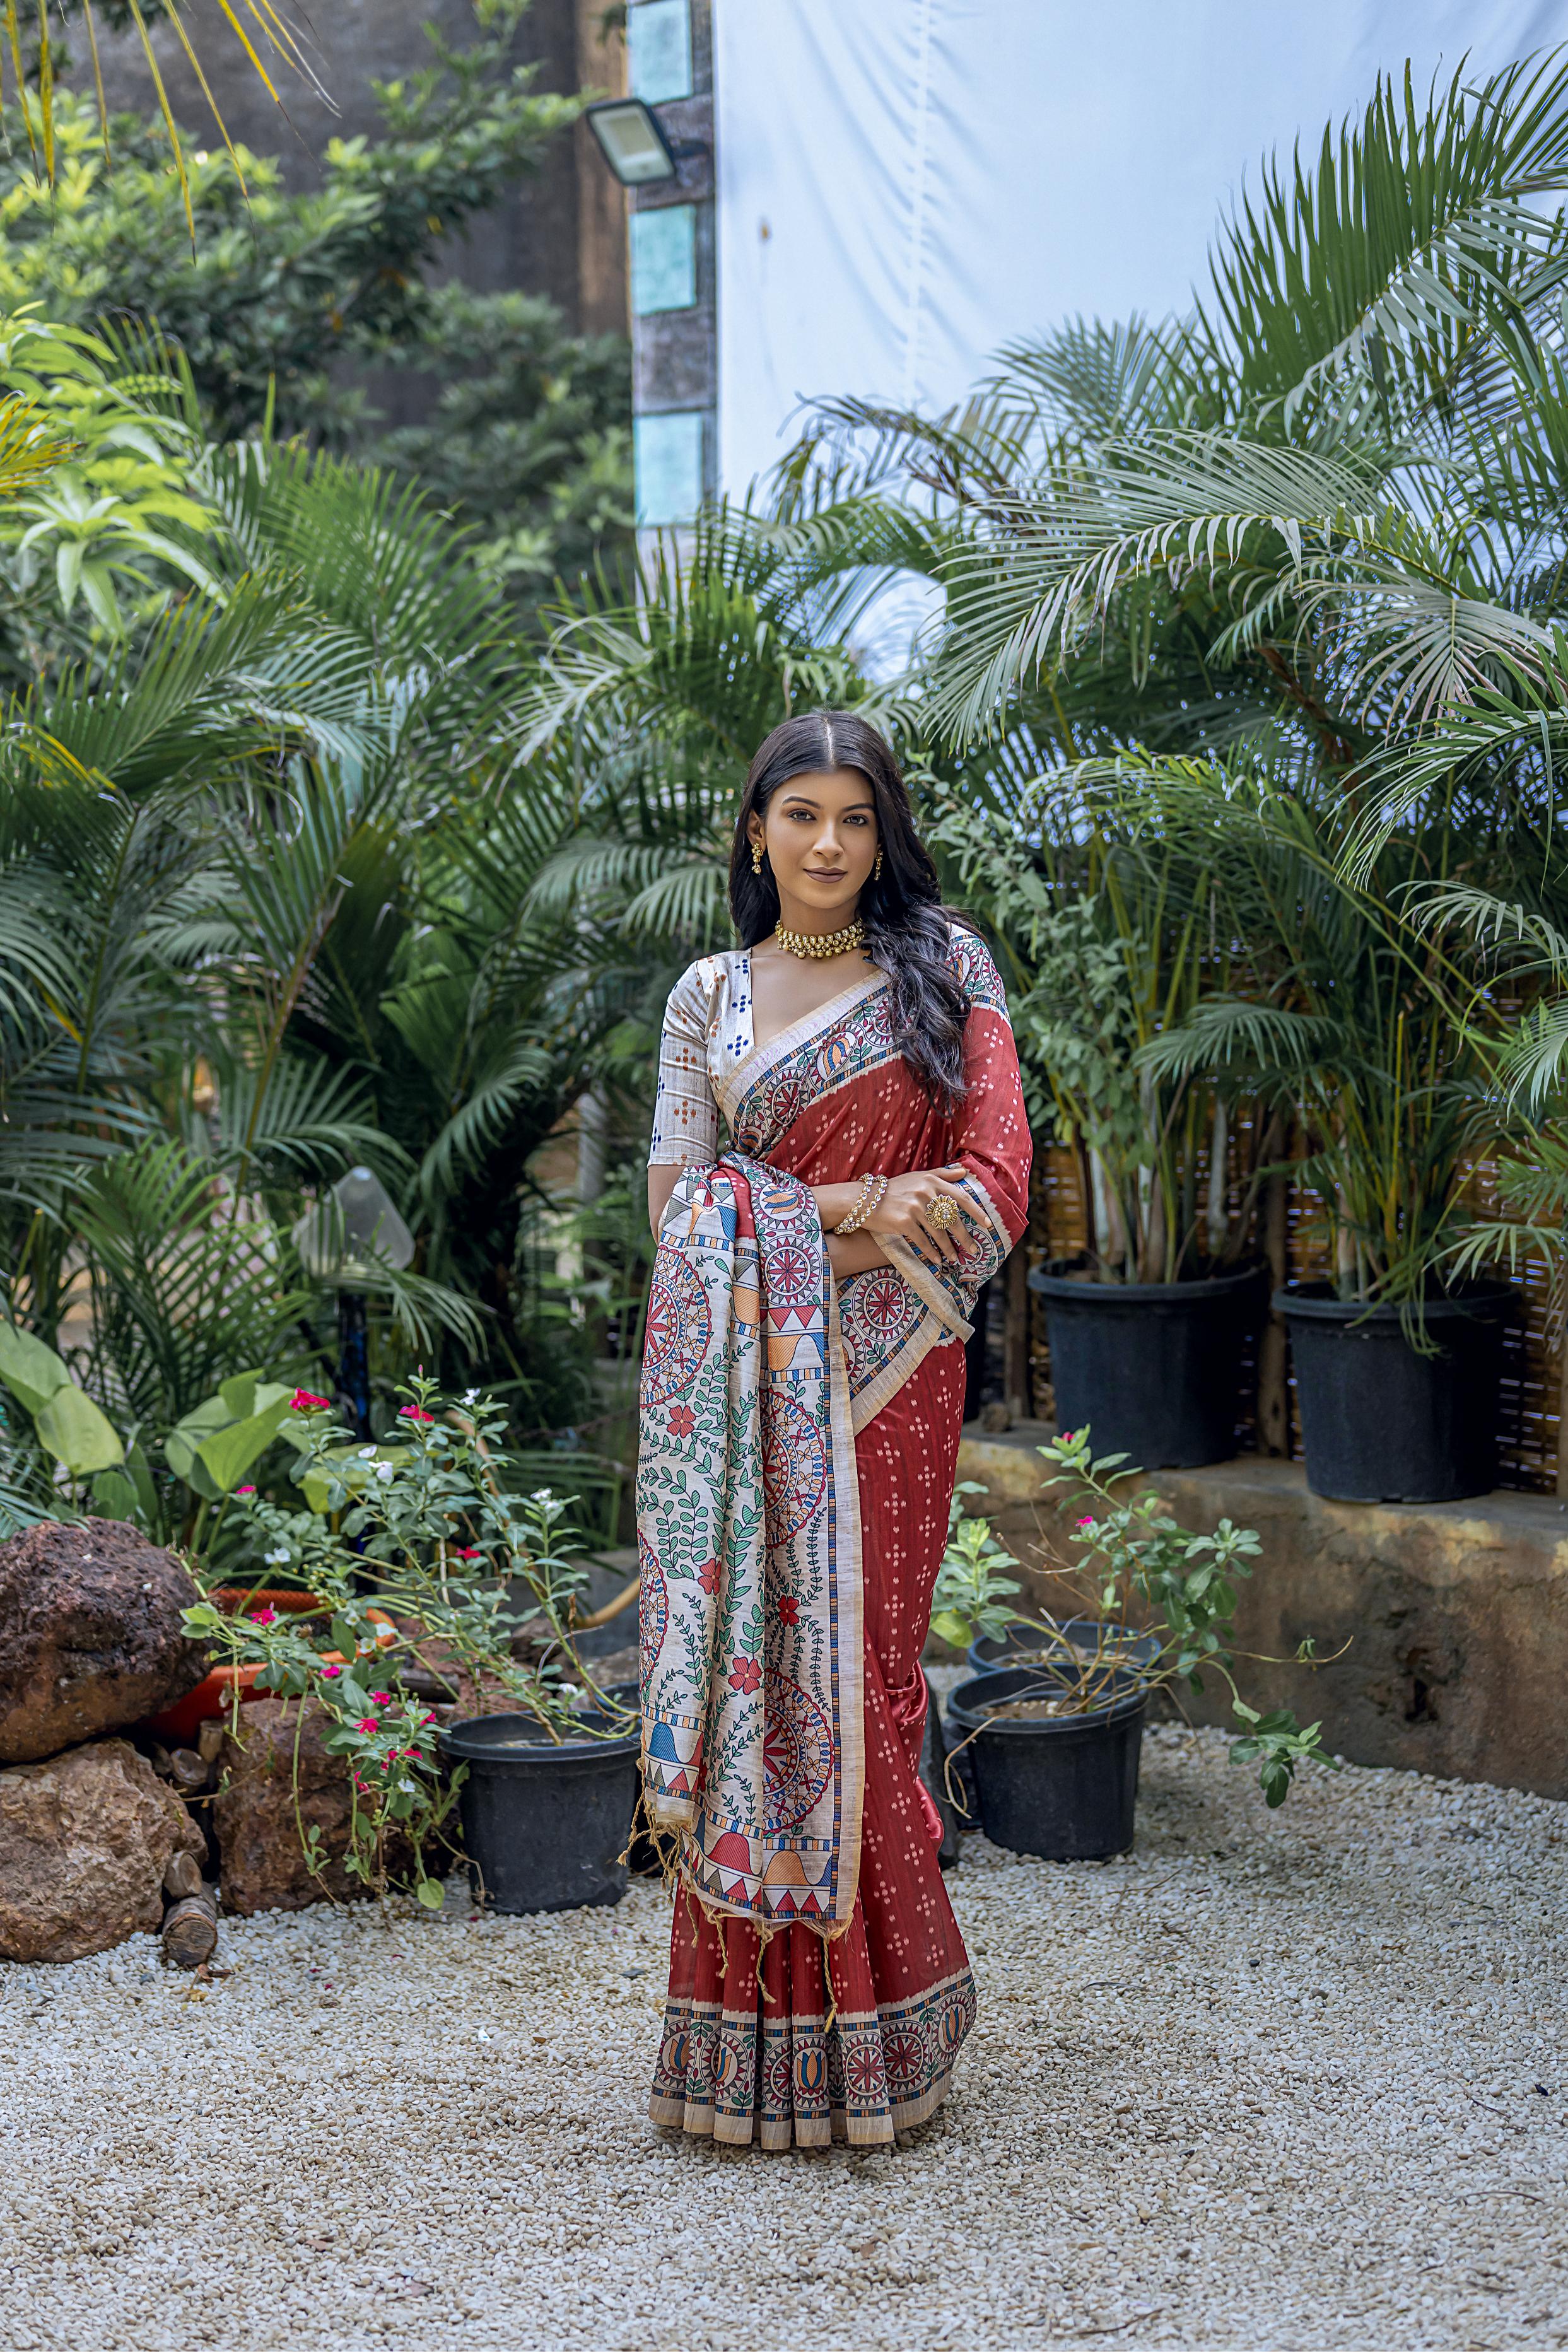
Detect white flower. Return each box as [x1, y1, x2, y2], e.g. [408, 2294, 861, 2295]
[530, 1487, 554, 1504]
[462, 1388, 479, 1406]
[264, 1548, 291, 1567]
[358, 1446, 377, 1460]
[375, 1462, 395, 1483]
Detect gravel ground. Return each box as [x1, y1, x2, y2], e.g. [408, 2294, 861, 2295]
[2, 1724, 1567, 2352]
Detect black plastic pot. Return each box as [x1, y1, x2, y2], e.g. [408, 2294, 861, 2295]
[1276, 1282, 1513, 1504]
[442, 1707, 641, 1914]
[1029, 1259, 1265, 1468]
[946, 1665, 1147, 1861]
[967, 1615, 1162, 1679]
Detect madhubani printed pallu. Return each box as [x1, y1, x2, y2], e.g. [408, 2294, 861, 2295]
[638, 926, 1032, 2148]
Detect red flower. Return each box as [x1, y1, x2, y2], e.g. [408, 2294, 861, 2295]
[727, 1655, 761, 1695]
[370, 1691, 391, 1705]
[290, 1389, 331, 1413]
[235, 1485, 256, 1497]
[696, 1557, 721, 1596]
[452, 1545, 483, 1560]
[775, 1594, 799, 1627]
[665, 1403, 696, 1438]
[249, 1606, 277, 1625]
[320, 1663, 342, 1680]
[356, 1716, 380, 1733]
[399, 1405, 435, 1424]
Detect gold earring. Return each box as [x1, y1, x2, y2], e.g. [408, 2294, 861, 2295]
[874, 850, 884, 879]
[751, 841, 764, 875]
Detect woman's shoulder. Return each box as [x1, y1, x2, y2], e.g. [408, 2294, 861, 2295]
[941, 918, 1011, 1017]
[664, 947, 746, 1027]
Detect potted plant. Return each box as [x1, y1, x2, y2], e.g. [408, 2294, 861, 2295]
[933, 780, 1272, 1468]
[182, 1376, 640, 1914]
[931, 1428, 1335, 1859]
[1137, 780, 1514, 1504]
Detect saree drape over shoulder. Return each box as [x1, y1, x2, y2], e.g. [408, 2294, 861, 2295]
[637, 927, 1031, 2147]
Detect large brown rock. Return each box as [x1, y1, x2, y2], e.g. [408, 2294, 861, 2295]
[0, 1518, 211, 1764]
[213, 1697, 412, 1916]
[0, 1738, 206, 1961]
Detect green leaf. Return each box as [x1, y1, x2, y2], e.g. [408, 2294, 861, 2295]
[34, 1384, 124, 1476]
[165, 1374, 295, 1497]
[415, 1878, 446, 1909]
[0, 1323, 71, 1417]
[91, 1467, 140, 1520]
[928, 1608, 974, 1649]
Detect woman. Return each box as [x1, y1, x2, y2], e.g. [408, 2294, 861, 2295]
[638, 709, 1031, 2149]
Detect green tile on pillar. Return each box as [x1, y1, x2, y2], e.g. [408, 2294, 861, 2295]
[631, 205, 696, 314]
[629, 0, 692, 105]
[635, 411, 704, 527]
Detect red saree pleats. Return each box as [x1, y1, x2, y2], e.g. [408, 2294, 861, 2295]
[649, 1344, 975, 2148]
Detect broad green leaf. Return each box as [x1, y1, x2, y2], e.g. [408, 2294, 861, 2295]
[0, 1323, 71, 1417]
[166, 1376, 295, 1497]
[34, 1384, 125, 1477]
[91, 1467, 141, 1521]
[194, 1384, 293, 1492]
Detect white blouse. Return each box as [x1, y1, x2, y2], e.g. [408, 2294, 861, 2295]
[647, 951, 754, 1167]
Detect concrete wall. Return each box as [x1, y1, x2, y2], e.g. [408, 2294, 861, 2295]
[954, 1427, 1568, 1803]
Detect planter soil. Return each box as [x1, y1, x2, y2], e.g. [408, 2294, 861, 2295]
[1029, 1260, 1264, 1468]
[968, 1616, 1163, 1678]
[946, 1665, 1147, 1861]
[442, 1710, 640, 1914]
[1276, 1282, 1513, 1504]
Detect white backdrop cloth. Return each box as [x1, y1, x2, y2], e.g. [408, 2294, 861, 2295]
[715, 0, 1568, 506]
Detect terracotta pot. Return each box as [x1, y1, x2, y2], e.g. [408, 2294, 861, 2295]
[146, 1592, 395, 1742]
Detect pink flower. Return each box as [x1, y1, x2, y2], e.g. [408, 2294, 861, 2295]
[452, 1545, 483, 1560]
[290, 1389, 331, 1413]
[235, 1485, 256, 1497]
[399, 1405, 434, 1424]
[356, 1716, 380, 1733]
[320, 1663, 342, 1680]
[249, 1606, 277, 1625]
[1076, 1516, 1094, 1530]
[421, 1712, 436, 1726]
[665, 1403, 696, 1438]
[727, 1655, 761, 1696]
[370, 1691, 391, 1705]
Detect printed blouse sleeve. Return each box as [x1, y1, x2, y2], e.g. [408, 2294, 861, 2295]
[948, 927, 1033, 1249]
[648, 962, 720, 1169]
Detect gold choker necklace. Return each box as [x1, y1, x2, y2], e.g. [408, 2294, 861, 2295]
[773, 918, 866, 961]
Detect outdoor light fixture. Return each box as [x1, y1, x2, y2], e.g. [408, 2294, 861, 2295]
[586, 97, 679, 186]
[293, 1168, 416, 1442]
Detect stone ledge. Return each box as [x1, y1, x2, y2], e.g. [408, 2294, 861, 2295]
[953, 1430, 1568, 1801]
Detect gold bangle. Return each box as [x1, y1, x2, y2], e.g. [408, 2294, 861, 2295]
[833, 1174, 887, 1236]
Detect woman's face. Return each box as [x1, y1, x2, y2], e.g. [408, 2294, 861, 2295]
[748, 768, 879, 921]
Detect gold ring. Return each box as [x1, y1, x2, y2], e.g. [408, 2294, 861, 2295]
[929, 1196, 957, 1229]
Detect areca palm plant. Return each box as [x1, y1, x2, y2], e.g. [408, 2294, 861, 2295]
[778, 52, 1568, 1323]
[0, 338, 629, 1539]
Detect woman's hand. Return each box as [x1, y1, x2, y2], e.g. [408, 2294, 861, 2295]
[863, 1164, 974, 1264]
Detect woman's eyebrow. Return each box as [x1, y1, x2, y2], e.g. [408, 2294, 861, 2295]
[777, 791, 875, 809]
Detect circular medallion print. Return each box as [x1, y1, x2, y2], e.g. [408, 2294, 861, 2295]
[763, 1676, 835, 1831]
[766, 1074, 806, 1133]
[763, 1240, 815, 1303]
[641, 1257, 711, 1405]
[860, 1273, 911, 1334]
[762, 1393, 828, 1542]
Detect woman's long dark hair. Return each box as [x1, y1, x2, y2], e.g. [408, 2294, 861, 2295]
[729, 710, 969, 1107]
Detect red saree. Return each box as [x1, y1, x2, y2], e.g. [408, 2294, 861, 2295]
[638, 927, 1031, 2147]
